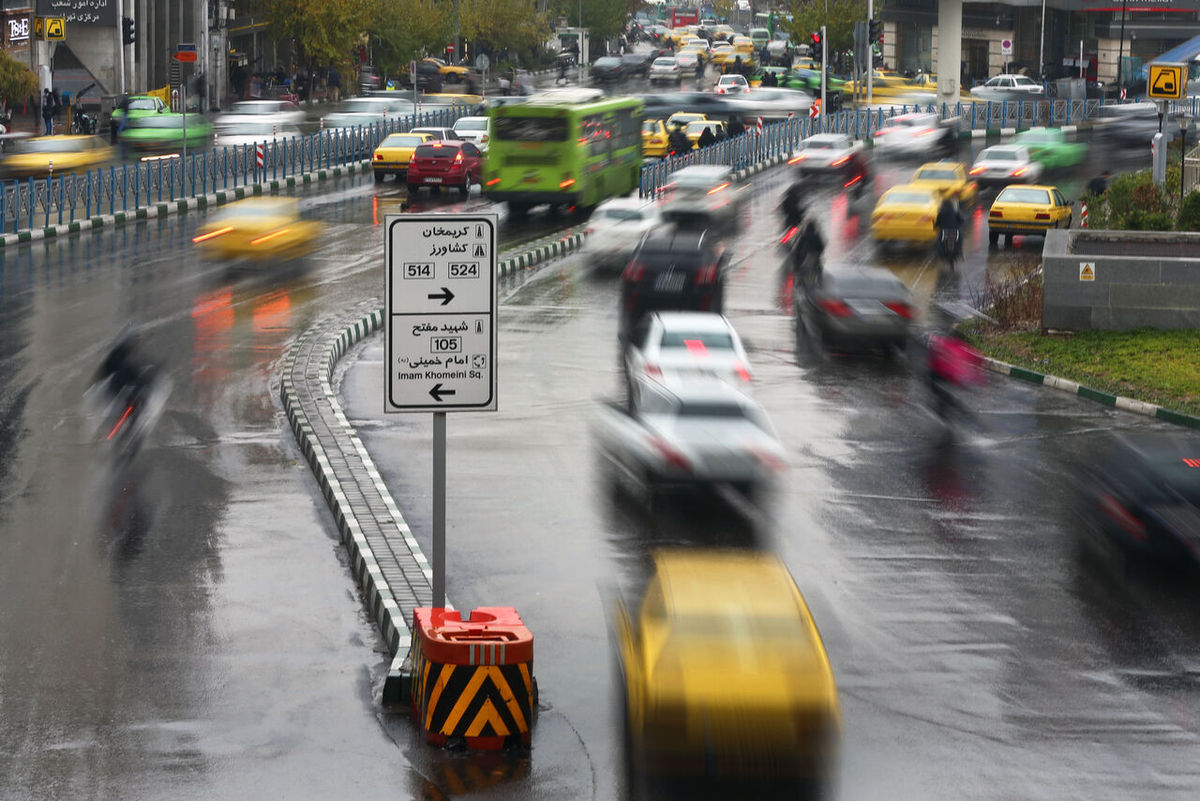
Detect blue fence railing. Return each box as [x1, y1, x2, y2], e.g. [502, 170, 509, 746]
[638, 96, 1200, 198]
[0, 105, 470, 233]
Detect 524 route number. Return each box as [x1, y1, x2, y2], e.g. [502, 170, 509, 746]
[448, 262, 480, 278]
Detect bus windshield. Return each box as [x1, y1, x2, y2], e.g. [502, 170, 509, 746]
[494, 117, 568, 142]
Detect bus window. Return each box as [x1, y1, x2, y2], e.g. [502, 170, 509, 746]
[494, 117, 568, 142]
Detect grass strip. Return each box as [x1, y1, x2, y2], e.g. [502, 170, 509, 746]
[966, 326, 1200, 418]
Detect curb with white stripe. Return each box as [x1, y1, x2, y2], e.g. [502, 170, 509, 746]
[1, 160, 370, 247]
[985, 357, 1200, 429]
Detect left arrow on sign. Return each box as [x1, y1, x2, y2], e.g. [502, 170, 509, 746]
[429, 383, 457, 402]
[427, 287, 455, 306]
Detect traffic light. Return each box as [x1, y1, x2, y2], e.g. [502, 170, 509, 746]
[811, 32, 822, 64]
[122, 16, 135, 46]
[869, 18, 882, 46]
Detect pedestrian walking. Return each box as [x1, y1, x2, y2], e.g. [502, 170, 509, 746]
[41, 88, 55, 136]
[327, 65, 341, 103]
[695, 57, 705, 85]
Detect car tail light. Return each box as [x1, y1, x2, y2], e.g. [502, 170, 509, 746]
[1098, 492, 1148, 541]
[915, 127, 935, 137]
[683, 339, 709, 357]
[788, 154, 806, 164]
[749, 446, 786, 472]
[623, 260, 647, 282]
[818, 298, 853, 317]
[695, 263, 719, 284]
[1011, 167, 1027, 177]
[883, 301, 915, 319]
[192, 225, 234, 243]
[559, 177, 576, 189]
[706, 183, 729, 195]
[481, 133, 489, 142]
[250, 228, 292, 246]
[1035, 212, 1051, 220]
[486, 177, 501, 186]
[734, 362, 751, 381]
[969, 166, 985, 175]
[989, 209, 1003, 218]
[843, 175, 863, 188]
[650, 437, 692, 472]
[650, 137, 663, 144]
[454, 151, 463, 163]
[644, 363, 663, 377]
[780, 225, 798, 245]
[830, 155, 850, 167]
[374, 153, 383, 161]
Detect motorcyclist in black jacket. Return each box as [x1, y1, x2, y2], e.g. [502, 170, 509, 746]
[935, 197, 964, 263]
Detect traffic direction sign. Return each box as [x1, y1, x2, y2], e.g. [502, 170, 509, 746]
[1148, 62, 1186, 101]
[385, 214, 498, 413]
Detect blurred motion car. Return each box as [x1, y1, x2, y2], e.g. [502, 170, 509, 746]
[642, 119, 669, 158]
[649, 57, 683, 85]
[714, 74, 751, 95]
[371, 132, 434, 182]
[871, 112, 955, 157]
[620, 226, 728, 341]
[909, 161, 978, 206]
[871, 184, 940, 245]
[727, 87, 814, 120]
[213, 122, 302, 149]
[661, 164, 744, 236]
[793, 264, 916, 354]
[584, 198, 661, 272]
[451, 116, 490, 151]
[119, 114, 213, 153]
[217, 99, 305, 127]
[1, 135, 112, 178]
[591, 56, 628, 83]
[986, 184, 1072, 246]
[409, 126, 462, 141]
[422, 57, 469, 83]
[321, 97, 418, 130]
[674, 49, 702, 72]
[787, 133, 862, 177]
[1094, 102, 1181, 147]
[191, 196, 321, 260]
[613, 549, 840, 783]
[666, 111, 708, 130]
[624, 311, 752, 387]
[622, 52, 655, 79]
[110, 95, 167, 126]
[969, 73, 1045, 101]
[1013, 127, 1087, 168]
[1071, 432, 1200, 564]
[968, 144, 1043, 187]
[596, 375, 786, 496]
[406, 140, 484, 195]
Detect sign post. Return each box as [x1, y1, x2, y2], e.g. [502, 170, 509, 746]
[1148, 62, 1186, 101]
[385, 213, 499, 608]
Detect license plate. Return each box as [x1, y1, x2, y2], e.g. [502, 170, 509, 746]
[425, 177, 442, 184]
[654, 271, 686, 292]
[847, 299, 886, 316]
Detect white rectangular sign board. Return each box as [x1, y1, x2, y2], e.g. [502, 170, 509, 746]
[385, 213, 498, 413]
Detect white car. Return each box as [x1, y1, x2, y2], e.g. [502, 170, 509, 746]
[321, 97, 418, 130]
[624, 311, 753, 387]
[662, 164, 744, 235]
[714, 74, 751, 95]
[787, 133, 860, 171]
[726, 87, 813, 120]
[584, 198, 660, 271]
[649, 57, 683, 85]
[217, 100, 306, 127]
[214, 122, 303, 148]
[451, 116, 490, 151]
[969, 74, 1045, 102]
[968, 144, 1043, 186]
[594, 374, 786, 497]
[675, 50, 702, 71]
[871, 112, 956, 156]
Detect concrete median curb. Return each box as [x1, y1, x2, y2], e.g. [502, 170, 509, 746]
[0, 160, 371, 247]
[281, 226, 588, 706]
[733, 153, 789, 181]
[984, 357, 1200, 429]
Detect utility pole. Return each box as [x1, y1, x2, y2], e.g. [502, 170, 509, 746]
[116, 0, 126, 94]
[1117, 0, 1128, 88]
[867, 0, 874, 104]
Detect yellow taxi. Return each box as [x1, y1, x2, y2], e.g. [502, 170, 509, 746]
[422, 57, 470, 82]
[871, 184, 940, 244]
[987, 184, 1072, 247]
[909, 161, 978, 206]
[844, 70, 921, 99]
[709, 43, 737, 68]
[422, 92, 482, 107]
[685, 119, 727, 149]
[0, 135, 113, 178]
[615, 549, 841, 783]
[731, 35, 756, 56]
[678, 44, 709, 65]
[642, 119, 669, 158]
[191, 197, 322, 260]
[666, 111, 708, 130]
[371, 131, 434, 182]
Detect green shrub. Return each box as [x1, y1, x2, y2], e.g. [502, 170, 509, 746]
[1178, 190, 1200, 232]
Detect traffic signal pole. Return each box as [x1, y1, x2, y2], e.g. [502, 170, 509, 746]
[116, 0, 126, 94]
[866, 0, 873, 104]
[821, 26, 827, 116]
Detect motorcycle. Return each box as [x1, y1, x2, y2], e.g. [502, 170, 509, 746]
[86, 370, 172, 462]
[937, 227, 963, 267]
[71, 109, 98, 135]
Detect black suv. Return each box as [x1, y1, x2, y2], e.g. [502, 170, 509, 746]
[619, 228, 728, 342]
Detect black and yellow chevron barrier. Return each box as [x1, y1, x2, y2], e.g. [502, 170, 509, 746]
[411, 607, 535, 750]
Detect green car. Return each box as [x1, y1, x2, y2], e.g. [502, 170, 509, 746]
[758, 66, 846, 110]
[111, 95, 168, 124]
[1013, 127, 1088, 168]
[119, 113, 213, 152]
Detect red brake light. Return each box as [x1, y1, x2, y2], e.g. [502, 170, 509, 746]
[559, 178, 576, 189]
[706, 183, 729, 195]
[644, 363, 663, 377]
[1035, 212, 1050, 220]
[1098, 492, 1148, 541]
[249, 228, 292, 246]
[843, 175, 863, 188]
[830, 155, 850, 167]
[969, 166, 985, 175]
[788, 154, 806, 164]
[486, 177, 501, 186]
[883, 301, 915, 319]
[650, 437, 692, 473]
[818, 299, 853, 317]
[695, 263, 719, 284]
[683, 339, 708, 357]
[192, 226, 234, 243]
[749, 446, 786, 472]
[623, 260, 647, 282]
[989, 210, 1003, 218]
[780, 226, 798, 245]
[734, 363, 751, 381]
[374, 154, 383, 161]
[454, 151, 463, 163]
[1011, 167, 1027, 177]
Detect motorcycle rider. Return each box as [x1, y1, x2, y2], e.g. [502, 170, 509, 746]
[95, 330, 161, 447]
[935, 197, 964, 263]
[779, 181, 824, 273]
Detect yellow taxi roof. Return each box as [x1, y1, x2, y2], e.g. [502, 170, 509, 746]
[652, 549, 806, 619]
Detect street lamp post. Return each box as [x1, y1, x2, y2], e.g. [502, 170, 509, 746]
[1039, 0, 1046, 82]
[1180, 113, 1194, 206]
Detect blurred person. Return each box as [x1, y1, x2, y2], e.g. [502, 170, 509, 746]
[1087, 169, 1111, 196]
[921, 308, 986, 425]
[41, 88, 55, 135]
[697, 125, 716, 149]
[761, 69, 777, 87]
[935, 197, 964, 265]
[327, 65, 341, 102]
[667, 121, 690, 157]
[695, 57, 705, 83]
[92, 328, 167, 457]
[558, 57, 569, 85]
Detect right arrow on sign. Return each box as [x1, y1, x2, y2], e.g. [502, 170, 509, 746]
[427, 287, 455, 306]
[429, 383, 457, 402]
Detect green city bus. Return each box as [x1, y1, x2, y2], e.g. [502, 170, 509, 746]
[483, 89, 643, 215]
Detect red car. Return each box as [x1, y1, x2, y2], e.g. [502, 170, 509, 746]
[406, 140, 484, 195]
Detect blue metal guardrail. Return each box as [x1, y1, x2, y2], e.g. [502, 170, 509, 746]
[0, 106, 469, 233]
[638, 96, 1200, 198]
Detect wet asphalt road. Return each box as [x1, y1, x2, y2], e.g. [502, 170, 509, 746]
[0, 125, 1193, 801]
[341, 151, 1200, 799]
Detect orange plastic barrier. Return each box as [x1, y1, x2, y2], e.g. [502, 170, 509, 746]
[410, 607, 535, 750]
